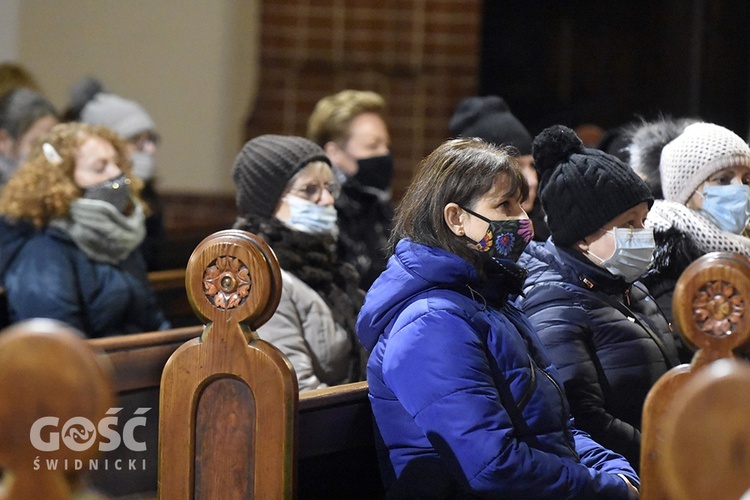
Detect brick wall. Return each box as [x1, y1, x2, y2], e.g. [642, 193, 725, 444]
[245, 0, 481, 199]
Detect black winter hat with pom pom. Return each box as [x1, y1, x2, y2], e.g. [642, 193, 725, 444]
[533, 125, 653, 247]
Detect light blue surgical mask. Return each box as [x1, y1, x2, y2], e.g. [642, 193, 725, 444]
[282, 196, 338, 236]
[587, 227, 656, 283]
[698, 184, 750, 234]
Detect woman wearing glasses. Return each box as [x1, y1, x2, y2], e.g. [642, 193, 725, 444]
[231, 134, 365, 391]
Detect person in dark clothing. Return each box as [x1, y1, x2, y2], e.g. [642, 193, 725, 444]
[357, 137, 639, 498]
[449, 95, 550, 241]
[307, 89, 394, 290]
[0, 122, 169, 337]
[517, 125, 684, 471]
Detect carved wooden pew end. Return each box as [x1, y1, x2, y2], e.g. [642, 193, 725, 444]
[641, 252, 750, 499]
[158, 229, 297, 498]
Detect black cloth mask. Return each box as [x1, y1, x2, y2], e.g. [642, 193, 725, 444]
[353, 153, 394, 191]
[83, 174, 132, 213]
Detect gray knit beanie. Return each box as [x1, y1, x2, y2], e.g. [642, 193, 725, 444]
[660, 122, 750, 205]
[232, 135, 331, 219]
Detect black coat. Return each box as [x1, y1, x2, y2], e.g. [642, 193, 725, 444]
[517, 240, 680, 469]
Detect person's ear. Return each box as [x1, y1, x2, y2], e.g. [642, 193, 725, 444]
[324, 141, 344, 164]
[575, 237, 589, 254]
[444, 203, 466, 237]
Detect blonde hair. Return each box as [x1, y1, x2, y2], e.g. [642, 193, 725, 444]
[307, 89, 386, 146]
[0, 122, 144, 228]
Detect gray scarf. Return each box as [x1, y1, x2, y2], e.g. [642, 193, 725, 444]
[50, 198, 146, 264]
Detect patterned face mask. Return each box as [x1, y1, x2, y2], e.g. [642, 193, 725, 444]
[461, 206, 534, 262]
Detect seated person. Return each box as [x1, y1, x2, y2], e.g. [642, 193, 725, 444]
[357, 137, 639, 498]
[0, 87, 58, 187]
[449, 94, 550, 241]
[517, 125, 683, 470]
[640, 122, 750, 320]
[307, 89, 394, 290]
[0, 122, 170, 337]
[65, 77, 167, 270]
[231, 134, 365, 391]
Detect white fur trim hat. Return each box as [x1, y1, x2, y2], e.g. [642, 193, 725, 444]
[660, 122, 750, 204]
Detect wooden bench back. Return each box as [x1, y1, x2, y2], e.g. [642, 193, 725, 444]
[640, 252, 750, 499]
[0, 319, 114, 500]
[158, 229, 297, 499]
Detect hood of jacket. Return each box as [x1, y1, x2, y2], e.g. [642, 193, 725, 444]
[357, 238, 524, 351]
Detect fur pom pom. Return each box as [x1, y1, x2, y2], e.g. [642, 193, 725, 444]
[532, 125, 584, 178]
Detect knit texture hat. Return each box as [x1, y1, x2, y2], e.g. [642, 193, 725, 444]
[660, 122, 750, 204]
[533, 125, 654, 247]
[233, 134, 331, 219]
[448, 96, 532, 155]
[71, 77, 154, 140]
[80, 93, 154, 140]
[625, 116, 697, 200]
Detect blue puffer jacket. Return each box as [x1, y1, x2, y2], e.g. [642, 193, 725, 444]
[517, 239, 680, 469]
[4, 226, 170, 337]
[357, 239, 637, 499]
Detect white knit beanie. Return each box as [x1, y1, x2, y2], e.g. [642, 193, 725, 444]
[660, 122, 750, 204]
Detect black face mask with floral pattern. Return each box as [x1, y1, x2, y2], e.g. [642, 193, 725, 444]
[461, 206, 534, 263]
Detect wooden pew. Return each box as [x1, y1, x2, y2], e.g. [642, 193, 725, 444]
[0, 319, 114, 500]
[640, 252, 750, 499]
[86, 230, 384, 498]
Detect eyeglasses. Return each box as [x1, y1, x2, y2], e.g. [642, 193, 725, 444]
[288, 181, 341, 202]
[131, 132, 160, 151]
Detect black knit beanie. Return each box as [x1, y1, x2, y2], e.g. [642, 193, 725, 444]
[533, 125, 654, 247]
[448, 96, 532, 156]
[232, 134, 331, 219]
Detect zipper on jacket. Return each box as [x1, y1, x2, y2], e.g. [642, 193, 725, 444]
[538, 363, 579, 460]
[516, 353, 537, 412]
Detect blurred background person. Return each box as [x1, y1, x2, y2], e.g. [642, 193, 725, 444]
[65, 77, 167, 270]
[0, 122, 169, 337]
[0, 87, 58, 187]
[449, 95, 550, 241]
[0, 62, 43, 97]
[307, 89, 394, 290]
[231, 134, 365, 391]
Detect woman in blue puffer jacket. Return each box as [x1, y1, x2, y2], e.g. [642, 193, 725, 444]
[357, 138, 639, 499]
[517, 125, 685, 472]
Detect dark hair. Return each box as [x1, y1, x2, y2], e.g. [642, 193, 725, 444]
[0, 88, 58, 140]
[390, 137, 527, 269]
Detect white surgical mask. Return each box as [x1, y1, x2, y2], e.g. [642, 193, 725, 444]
[587, 227, 656, 283]
[282, 196, 338, 236]
[698, 184, 750, 235]
[130, 151, 156, 181]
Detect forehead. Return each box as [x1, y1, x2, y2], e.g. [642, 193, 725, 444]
[77, 134, 115, 156]
[712, 164, 750, 177]
[478, 172, 515, 201]
[347, 112, 388, 139]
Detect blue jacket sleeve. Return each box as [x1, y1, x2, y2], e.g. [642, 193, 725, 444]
[383, 309, 632, 499]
